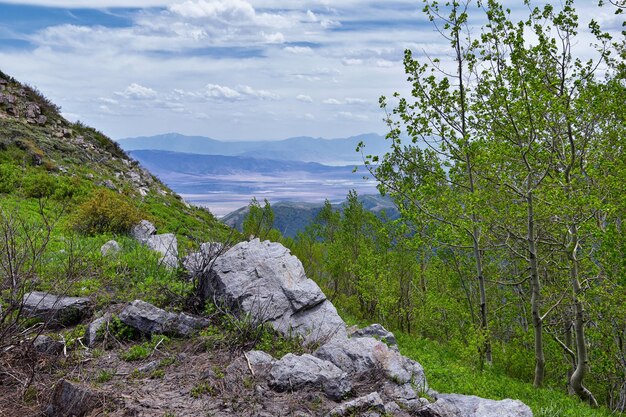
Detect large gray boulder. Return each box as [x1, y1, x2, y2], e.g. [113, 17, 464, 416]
[200, 239, 347, 344]
[425, 393, 533, 417]
[184, 242, 224, 277]
[269, 353, 351, 400]
[22, 291, 91, 328]
[118, 300, 208, 337]
[147, 233, 178, 269]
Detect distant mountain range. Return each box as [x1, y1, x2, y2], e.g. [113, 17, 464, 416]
[128, 149, 380, 217]
[119, 132, 390, 165]
[221, 194, 399, 238]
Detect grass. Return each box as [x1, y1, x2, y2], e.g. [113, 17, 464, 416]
[394, 332, 615, 417]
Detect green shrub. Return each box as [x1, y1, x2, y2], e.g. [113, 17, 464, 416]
[73, 189, 144, 235]
[120, 344, 151, 361]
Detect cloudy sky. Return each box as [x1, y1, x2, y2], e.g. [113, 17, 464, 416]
[0, 1, 621, 141]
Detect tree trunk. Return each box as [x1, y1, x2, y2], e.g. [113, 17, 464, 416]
[568, 226, 598, 406]
[528, 190, 545, 387]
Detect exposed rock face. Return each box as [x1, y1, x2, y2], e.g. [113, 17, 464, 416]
[425, 393, 533, 417]
[326, 392, 385, 416]
[200, 239, 347, 344]
[351, 323, 397, 348]
[46, 380, 106, 417]
[269, 353, 351, 400]
[147, 233, 178, 269]
[100, 240, 121, 256]
[315, 337, 426, 390]
[183, 242, 224, 278]
[84, 313, 112, 348]
[130, 220, 156, 243]
[22, 291, 91, 328]
[118, 300, 208, 337]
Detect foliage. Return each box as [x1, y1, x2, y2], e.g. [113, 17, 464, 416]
[73, 188, 145, 235]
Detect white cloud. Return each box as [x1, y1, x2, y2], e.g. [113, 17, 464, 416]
[0, 0, 177, 6]
[263, 32, 285, 44]
[296, 94, 313, 102]
[323, 98, 342, 105]
[204, 84, 242, 100]
[338, 111, 368, 121]
[306, 9, 317, 22]
[237, 85, 280, 100]
[320, 19, 341, 29]
[169, 0, 255, 20]
[341, 58, 363, 66]
[345, 98, 367, 104]
[284, 46, 313, 55]
[375, 59, 395, 68]
[115, 83, 158, 100]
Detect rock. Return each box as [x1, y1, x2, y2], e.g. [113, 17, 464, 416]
[183, 242, 224, 277]
[425, 393, 533, 417]
[226, 350, 274, 377]
[25, 102, 40, 119]
[199, 239, 347, 344]
[33, 335, 64, 355]
[315, 337, 427, 401]
[100, 240, 121, 256]
[37, 115, 47, 125]
[118, 300, 208, 337]
[383, 401, 401, 415]
[147, 233, 178, 269]
[102, 179, 116, 190]
[351, 323, 397, 348]
[22, 291, 91, 328]
[137, 360, 160, 374]
[326, 392, 385, 416]
[46, 379, 106, 417]
[131, 220, 156, 243]
[84, 313, 111, 348]
[269, 353, 351, 401]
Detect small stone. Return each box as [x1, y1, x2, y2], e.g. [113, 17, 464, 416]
[33, 335, 64, 355]
[100, 240, 121, 257]
[326, 392, 385, 417]
[84, 313, 112, 348]
[46, 380, 106, 417]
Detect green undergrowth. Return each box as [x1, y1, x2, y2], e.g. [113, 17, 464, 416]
[394, 332, 613, 417]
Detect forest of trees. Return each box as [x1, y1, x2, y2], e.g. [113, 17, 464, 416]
[242, 0, 626, 411]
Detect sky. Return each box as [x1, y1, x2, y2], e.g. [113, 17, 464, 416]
[0, 1, 622, 141]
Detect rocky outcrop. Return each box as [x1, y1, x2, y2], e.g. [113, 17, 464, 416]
[425, 393, 533, 417]
[22, 291, 91, 328]
[147, 233, 178, 269]
[269, 353, 352, 401]
[131, 220, 178, 269]
[130, 220, 156, 243]
[199, 238, 346, 344]
[183, 242, 224, 278]
[118, 300, 208, 337]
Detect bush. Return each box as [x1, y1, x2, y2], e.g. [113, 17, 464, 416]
[73, 189, 144, 235]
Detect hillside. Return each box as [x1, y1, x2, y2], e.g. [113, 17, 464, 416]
[0, 71, 614, 417]
[0, 70, 230, 241]
[118, 132, 390, 165]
